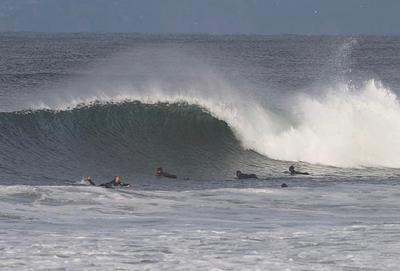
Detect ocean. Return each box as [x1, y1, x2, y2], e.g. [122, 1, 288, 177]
[1, 33, 400, 270]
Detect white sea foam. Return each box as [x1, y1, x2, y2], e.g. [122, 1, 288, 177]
[231, 79, 400, 168]
[1, 183, 399, 270]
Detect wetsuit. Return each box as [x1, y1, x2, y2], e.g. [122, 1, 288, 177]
[156, 169, 177, 179]
[237, 173, 258, 179]
[100, 180, 130, 188]
[289, 166, 309, 175]
[293, 171, 309, 175]
[160, 172, 177, 179]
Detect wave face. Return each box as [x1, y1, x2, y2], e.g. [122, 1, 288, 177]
[0, 102, 269, 183]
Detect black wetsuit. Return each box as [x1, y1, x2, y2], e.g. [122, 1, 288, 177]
[156, 169, 177, 179]
[100, 180, 130, 188]
[160, 172, 177, 179]
[292, 171, 309, 175]
[289, 166, 309, 175]
[237, 173, 258, 179]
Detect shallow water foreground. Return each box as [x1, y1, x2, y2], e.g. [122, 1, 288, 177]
[0, 181, 399, 270]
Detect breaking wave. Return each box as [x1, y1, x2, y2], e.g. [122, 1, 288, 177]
[1, 79, 400, 182]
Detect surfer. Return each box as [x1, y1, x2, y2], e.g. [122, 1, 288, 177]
[288, 165, 309, 175]
[99, 176, 130, 188]
[156, 167, 177, 179]
[236, 170, 258, 179]
[84, 176, 96, 186]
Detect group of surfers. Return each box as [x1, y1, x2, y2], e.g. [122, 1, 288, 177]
[236, 165, 309, 179]
[83, 167, 178, 188]
[84, 165, 309, 188]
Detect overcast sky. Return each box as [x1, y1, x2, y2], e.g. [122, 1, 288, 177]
[0, 0, 399, 35]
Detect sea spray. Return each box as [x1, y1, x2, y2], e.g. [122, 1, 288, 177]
[3, 79, 400, 168]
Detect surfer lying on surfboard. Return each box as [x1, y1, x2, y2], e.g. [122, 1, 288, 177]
[236, 170, 258, 179]
[288, 165, 309, 175]
[156, 167, 177, 179]
[84, 176, 130, 188]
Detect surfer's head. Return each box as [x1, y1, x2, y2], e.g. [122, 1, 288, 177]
[236, 170, 242, 177]
[289, 165, 295, 173]
[156, 167, 163, 176]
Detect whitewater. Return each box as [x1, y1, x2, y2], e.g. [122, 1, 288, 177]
[1, 33, 400, 270]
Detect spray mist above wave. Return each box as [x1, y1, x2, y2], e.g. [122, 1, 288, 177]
[24, 79, 400, 169]
[14, 48, 400, 168]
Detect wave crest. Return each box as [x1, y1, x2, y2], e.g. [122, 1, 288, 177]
[1, 79, 400, 174]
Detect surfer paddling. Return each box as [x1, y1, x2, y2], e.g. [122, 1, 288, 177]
[236, 170, 258, 179]
[84, 176, 130, 188]
[99, 176, 130, 188]
[156, 167, 177, 179]
[288, 165, 309, 175]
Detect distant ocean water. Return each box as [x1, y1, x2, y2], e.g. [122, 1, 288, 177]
[1, 33, 400, 270]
